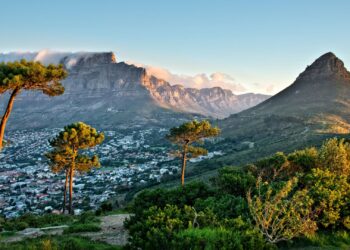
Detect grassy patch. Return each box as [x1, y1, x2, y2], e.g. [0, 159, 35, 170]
[0, 235, 121, 250]
[0, 231, 16, 239]
[101, 208, 129, 216]
[63, 223, 101, 234]
[279, 231, 350, 250]
[2, 213, 73, 231]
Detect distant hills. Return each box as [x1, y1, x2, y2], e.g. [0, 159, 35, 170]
[0, 51, 268, 130]
[204, 52, 350, 168]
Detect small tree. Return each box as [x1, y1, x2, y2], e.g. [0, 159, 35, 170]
[46, 122, 104, 214]
[247, 177, 317, 244]
[0, 60, 67, 149]
[318, 138, 350, 176]
[166, 120, 220, 186]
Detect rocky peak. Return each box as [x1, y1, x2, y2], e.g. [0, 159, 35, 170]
[60, 52, 117, 69]
[297, 52, 350, 81]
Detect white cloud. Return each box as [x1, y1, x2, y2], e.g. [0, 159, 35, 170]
[0, 50, 107, 69]
[249, 82, 275, 95]
[129, 61, 247, 94]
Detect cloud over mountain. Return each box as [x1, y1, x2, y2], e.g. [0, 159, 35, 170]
[128, 62, 247, 94]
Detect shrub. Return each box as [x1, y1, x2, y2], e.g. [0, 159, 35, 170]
[63, 223, 101, 234]
[214, 167, 255, 197]
[172, 218, 275, 250]
[194, 194, 249, 219]
[130, 181, 213, 216]
[172, 227, 242, 250]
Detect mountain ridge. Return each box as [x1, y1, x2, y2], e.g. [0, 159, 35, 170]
[0, 51, 268, 130]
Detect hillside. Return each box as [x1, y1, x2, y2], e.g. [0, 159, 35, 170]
[198, 52, 350, 169]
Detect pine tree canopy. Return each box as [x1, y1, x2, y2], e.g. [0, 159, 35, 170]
[0, 59, 66, 95]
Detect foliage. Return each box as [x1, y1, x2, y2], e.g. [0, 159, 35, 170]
[280, 230, 350, 250]
[173, 218, 275, 250]
[247, 177, 317, 243]
[0, 60, 67, 149]
[194, 194, 249, 219]
[2, 213, 72, 231]
[46, 122, 104, 214]
[318, 138, 350, 175]
[303, 168, 350, 228]
[125, 203, 225, 250]
[214, 166, 255, 196]
[0, 60, 66, 95]
[0, 235, 121, 250]
[287, 147, 318, 171]
[166, 120, 220, 185]
[63, 223, 101, 234]
[130, 181, 213, 216]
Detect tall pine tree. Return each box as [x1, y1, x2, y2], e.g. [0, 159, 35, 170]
[0, 60, 66, 149]
[167, 120, 220, 186]
[46, 122, 104, 214]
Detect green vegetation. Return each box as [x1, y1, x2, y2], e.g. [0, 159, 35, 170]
[0, 235, 122, 250]
[0, 213, 72, 231]
[0, 60, 67, 150]
[125, 137, 350, 249]
[46, 122, 105, 214]
[166, 120, 220, 186]
[63, 223, 101, 234]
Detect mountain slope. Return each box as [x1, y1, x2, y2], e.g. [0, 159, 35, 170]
[204, 52, 350, 168]
[0, 51, 268, 130]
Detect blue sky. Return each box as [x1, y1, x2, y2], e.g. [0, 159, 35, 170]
[1, 0, 349, 94]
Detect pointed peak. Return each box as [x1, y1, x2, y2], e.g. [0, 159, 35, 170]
[312, 52, 340, 66]
[297, 52, 350, 81]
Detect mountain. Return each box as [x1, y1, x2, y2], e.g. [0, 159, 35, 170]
[144, 75, 269, 118]
[0, 51, 268, 130]
[203, 52, 350, 168]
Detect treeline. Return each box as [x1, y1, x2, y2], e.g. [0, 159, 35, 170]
[124, 138, 350, 249]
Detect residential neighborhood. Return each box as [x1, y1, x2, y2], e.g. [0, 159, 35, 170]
[0, 127, 221, 218]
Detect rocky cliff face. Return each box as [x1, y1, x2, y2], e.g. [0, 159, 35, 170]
[143, 75, 268, 118]
[0, 51, 268, 129]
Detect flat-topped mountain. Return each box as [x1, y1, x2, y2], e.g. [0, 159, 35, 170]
[0, 51, 268, 130]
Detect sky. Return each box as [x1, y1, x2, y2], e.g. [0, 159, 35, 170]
[0, 0, 350, 94]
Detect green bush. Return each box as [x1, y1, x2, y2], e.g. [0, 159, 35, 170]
[194, 194, 249, 219]
[214, 167, 255, 197]
[63, 223, 101, 234]
[172, 227, 242, 250]
[130, 181, 213, 216]
[77, 211, 100, 224]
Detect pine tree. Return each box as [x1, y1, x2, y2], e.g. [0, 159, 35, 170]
[0, 60, 67, 149]
[46, 122, 104, 214]
[166, 120, 220, 186]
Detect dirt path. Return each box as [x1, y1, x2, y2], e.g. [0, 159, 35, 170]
[79, 214, 130, 246]
[1, 214, 131, 246]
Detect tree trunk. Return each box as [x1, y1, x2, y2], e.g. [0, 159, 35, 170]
[0, 88, 20, 150]
[62, 169, 68, 214]
[181, 144, 188, 187]
[68, 155, 75, 215]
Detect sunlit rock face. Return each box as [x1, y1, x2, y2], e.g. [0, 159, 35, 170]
[0, 51, 268, 129]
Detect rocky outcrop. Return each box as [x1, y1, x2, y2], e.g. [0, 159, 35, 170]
[296, 52, 350, 81]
